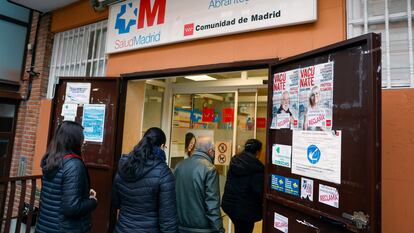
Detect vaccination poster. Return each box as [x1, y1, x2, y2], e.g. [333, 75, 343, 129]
[298, 62, 334, 131]
[82, 104, 106, 142]
[271, 69, 299, 129]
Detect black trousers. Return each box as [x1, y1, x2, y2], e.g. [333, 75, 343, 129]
[232, 219, 255, 233]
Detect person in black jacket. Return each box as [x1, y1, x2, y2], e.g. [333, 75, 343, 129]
[222, 139, 264, 233]
[35, 121, 97, 233]
[112, 127, 178, 233]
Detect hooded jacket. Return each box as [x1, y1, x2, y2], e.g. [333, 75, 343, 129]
[174, 150, 224, 233]
[221, 151, 264, 222]
[35, 155, 97, 233]
[112, 147, 178, 233]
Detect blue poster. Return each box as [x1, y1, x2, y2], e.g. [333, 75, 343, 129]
[82, 104, 106, 142]
[271, 174, 300, 197]
[284, 177, 300, 196]
[271, 174, 285, 192]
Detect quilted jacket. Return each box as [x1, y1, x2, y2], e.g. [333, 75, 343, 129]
[112, 147, 178, 233]
[35, 155, 97, 233]
[221, 151, 264, 223]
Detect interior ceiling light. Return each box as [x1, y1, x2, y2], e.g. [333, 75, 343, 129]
[184, 75, 217, 81]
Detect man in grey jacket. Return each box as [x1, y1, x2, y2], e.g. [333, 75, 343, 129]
[174, 136, 225, 233]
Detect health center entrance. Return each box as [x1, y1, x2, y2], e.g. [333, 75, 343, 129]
[122, 67, 269, 233]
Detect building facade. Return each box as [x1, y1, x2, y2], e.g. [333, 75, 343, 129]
[4, 0, 414, 232]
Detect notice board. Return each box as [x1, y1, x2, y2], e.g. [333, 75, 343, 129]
[264, 33, 381, 232]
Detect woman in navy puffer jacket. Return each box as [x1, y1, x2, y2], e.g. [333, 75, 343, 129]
[112, 127, 178, 233]
[35, 121, 97, 233]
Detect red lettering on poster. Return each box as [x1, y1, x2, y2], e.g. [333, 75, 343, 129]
[222, 108, 234, 123]
[138, 0, 166, 29]
[202, 107, 214, 122]
[257, 117, 266, 128]
[273, 72, 286, 91]
[300, 66, 315, 87]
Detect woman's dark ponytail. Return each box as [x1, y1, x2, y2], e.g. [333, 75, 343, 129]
[121, 127, 166, 175]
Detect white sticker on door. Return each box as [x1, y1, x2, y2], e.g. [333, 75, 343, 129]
[272, 144, 292, 168]
[274, 212, 288, 232]
[300, 177, 314, 201]
[318, 184, 339, 208]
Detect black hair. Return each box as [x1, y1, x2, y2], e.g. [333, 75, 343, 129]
[185, 132, 196, 156]
[41, 121, 84, 171]
[244, 139, 262, 154]
[121, 127, 166, 175]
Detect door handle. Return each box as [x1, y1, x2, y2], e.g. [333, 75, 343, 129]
[342, 211, 369, 230]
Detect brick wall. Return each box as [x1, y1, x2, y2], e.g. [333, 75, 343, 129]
[10, 12, 53, 177]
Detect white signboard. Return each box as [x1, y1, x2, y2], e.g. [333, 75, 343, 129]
[292, 130, 342, 184]
[274, 212, 288, 232]
[319, 184, 339, 208]
[107, 0, 317, 54]
[65, 83, 91, 104]
[214, 141, 231, 165]
[272, 144, 291, 168]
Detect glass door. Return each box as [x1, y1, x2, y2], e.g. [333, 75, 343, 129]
[169, 92, 236, 171]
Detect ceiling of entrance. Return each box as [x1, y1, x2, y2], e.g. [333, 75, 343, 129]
[173, 69, 268, 84]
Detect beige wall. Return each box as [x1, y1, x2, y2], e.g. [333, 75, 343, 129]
[382, 89, 414, 233]
[122, 81, 146, 154]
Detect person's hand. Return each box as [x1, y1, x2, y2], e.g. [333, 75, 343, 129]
[89, 189, 97, 202]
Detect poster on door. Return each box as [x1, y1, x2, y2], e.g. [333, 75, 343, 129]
[65, 82, 91, 104]
[82, 104, 106, 142]
[271, 69, 299, 129]
[298, 62, 334, 131]
[214, 141, 231, 166]
[292, 130, 342, 184]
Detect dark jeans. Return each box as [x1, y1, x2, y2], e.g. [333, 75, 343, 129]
[232, 219, 255, 233]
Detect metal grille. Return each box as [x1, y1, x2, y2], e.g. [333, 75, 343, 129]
[47, 20, 108, 98]
[347, 0, 414, 88]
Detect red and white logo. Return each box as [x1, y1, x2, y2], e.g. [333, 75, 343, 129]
[184, 23, 194, 36]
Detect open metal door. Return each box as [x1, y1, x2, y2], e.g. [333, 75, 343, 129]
[264, 33, 381, 232]
[51, 77, 125, 233]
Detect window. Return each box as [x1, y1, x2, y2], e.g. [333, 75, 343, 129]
[0, 0, 30, 84]
[47, 20, 108, 98]
[347, 0, 414, 88]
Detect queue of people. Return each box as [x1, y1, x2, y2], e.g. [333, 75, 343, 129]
[35, 122, 264, 233]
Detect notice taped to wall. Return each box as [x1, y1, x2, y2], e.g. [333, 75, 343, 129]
[271, 69, 299, 129]
[298, 62, 334, 131]
[61, 103, 78, 121]
[292, 130, 342, 184]
[214, 141, 231, 166]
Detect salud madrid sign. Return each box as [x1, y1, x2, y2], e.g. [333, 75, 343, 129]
[106, 0, 317, 54]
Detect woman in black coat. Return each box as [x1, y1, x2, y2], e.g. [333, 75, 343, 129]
[35, 121, 97, 233]
[222, 139, 264, 233]
[112, 127, 178, 233]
